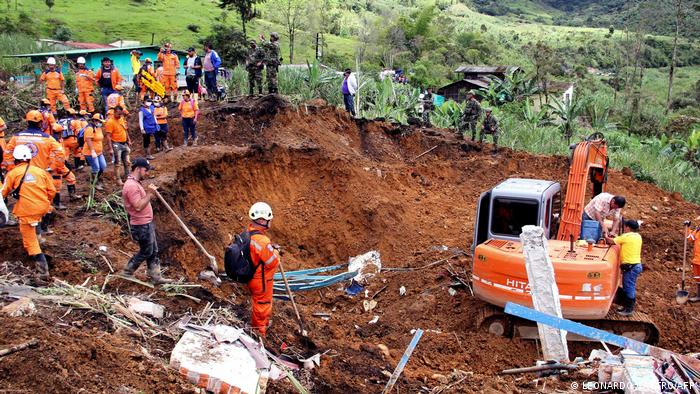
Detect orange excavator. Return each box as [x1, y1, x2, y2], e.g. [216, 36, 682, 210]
[471, 133, 659, 343]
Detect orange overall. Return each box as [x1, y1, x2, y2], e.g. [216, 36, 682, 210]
[246, 224, 280, 337]
[1, 163, 56, 255]
[689, 229, 700, 284]
[63, 119, 86, 161]
[40, 70, 71, 113]
[157, 52, 180, 94]
[75, 68, 96, 112]
[49, 130, 76, 192]
[2, 128, 66, 176]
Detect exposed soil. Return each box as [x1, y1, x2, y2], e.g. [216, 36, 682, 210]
[2, 95, 700, 393]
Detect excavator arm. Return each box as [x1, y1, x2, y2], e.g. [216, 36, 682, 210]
[556, 132, 608, 241]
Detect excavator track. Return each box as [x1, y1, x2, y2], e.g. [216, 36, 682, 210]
[476, 306, 660, 345]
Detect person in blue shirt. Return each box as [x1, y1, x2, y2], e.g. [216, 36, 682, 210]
[138, 97, 159, 160]
[203, 42, 222, 101]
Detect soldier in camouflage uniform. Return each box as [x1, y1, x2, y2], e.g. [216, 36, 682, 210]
[421, 87, 435, 127]
[261, 32, 282, 94]
[457, 92, 482, 140]
[480, 108, 499, 153]
[246, 40, 265, 95]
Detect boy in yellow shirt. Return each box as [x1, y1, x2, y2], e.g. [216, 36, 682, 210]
[606, 219, 642, 316]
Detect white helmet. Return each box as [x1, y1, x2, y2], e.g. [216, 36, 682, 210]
[249, 202, 273, 221]
[77, 57, 86, 64]
[13, 145, 32, 160]
[47, 57, 56, 65]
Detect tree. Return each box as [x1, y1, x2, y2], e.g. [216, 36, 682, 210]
[200, 24, 248, 66]
[53, 25, 72, 41]
[525, 41, 557, 104]
[666, 0, 685, 114]
[268, 0, 306, 64]
[218, 0, 267, 38]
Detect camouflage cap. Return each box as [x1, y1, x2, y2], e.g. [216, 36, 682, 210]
[270, 32, 280, 39]
[249, 40, 257, 45]
[485, 108, 493, 113]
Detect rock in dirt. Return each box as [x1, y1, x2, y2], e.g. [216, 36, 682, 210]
[377, 344, 391, 359]
[672, 192, 684, 202]
[127, 298, 164, 319]
[2, 297, 36, 317]
[622, 167, 634, 177]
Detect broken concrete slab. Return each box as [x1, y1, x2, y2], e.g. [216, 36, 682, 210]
[170, 331, 266, 394]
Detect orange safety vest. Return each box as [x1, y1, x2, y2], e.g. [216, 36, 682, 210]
[40, 70, 64, 90]
[2, 128, 65, 173]
[158, 52, 180, 76]
[1, 163, 56, 218]
[75, 68, 96, 92]
[154, 106, 168, 124]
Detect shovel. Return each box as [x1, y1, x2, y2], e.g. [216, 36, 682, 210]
[277, 259, 308, 337]
[153, 189, 219, 274]
[677, 220, 691, 305]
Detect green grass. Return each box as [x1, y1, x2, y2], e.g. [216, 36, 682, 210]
[640, 67, 700, 107]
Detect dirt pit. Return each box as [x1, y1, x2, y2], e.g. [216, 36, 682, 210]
[2, 95, 700, 393]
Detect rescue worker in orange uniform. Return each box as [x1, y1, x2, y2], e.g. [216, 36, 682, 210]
[75, 57, 96, 112]
[0, 115, 7, 169]
[1, 145, 56, 282]
[39, 57, 72, 114]
[138, 58, 156, 102]
[157, 43, 180, 102]
[38, 99, 57, 135]
[246, 202, 280, 337]
[106, 85, 129, 119]
[155, 61, 165, 86]
[688, 226, 700, 302]
[2, 110, 66, 177]
[65, 109, 86, 170]
[153, 96, 172, 152]
[49, 123, 80, 206]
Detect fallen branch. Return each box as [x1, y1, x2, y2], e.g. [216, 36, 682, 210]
[113, 274, 155, 288]
[501, 363, 578, 375]
[0, 339, 39, 357]
[413, 144, 439, 161]
[99, 254, 115, 273]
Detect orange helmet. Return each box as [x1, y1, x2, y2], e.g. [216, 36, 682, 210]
[67, 108, 77, 115]
[40, 98, 51, 106]
[114, 85, 124, 91]
[79, 110, 88, 116]
[25, 110, 43, 122]
[91, 113, 105, 122]
[182, 90, 191, 96]
[52, 123, 64, 132]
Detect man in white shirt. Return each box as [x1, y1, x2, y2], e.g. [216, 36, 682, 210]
[341, 68, 358, 117]
[583, 193, 626, 238]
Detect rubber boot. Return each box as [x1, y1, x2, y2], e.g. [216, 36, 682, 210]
[690, 284, 700, 302]
[617, 297, 635, 317]
[120, 258, 141, 278]
[74, 157, 84, 170]
[68, 184, 82, 201]
[33, 253, 50, 282]
[53, 193, 67, 210]
[40, 212, 55, 236]
[147, 260, 173, 284]
[615, 294, 628, 311]
[95, 171, 104, 191]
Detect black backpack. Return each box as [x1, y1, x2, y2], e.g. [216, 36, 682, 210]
[224, 230, 264, 287]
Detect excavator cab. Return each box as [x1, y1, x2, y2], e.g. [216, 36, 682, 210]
[472, 179, 562, 252]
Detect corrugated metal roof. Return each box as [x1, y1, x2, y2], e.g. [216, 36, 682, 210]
[454, 65, 520, 74]
[6, 45, 160, 58]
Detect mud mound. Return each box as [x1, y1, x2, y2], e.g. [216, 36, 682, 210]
[4, 96, 700, 393]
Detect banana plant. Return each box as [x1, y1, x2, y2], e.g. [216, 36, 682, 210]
[547, 95, 587, 144]
[432, 100, 465, 129]
[522, 99, 550, 127]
